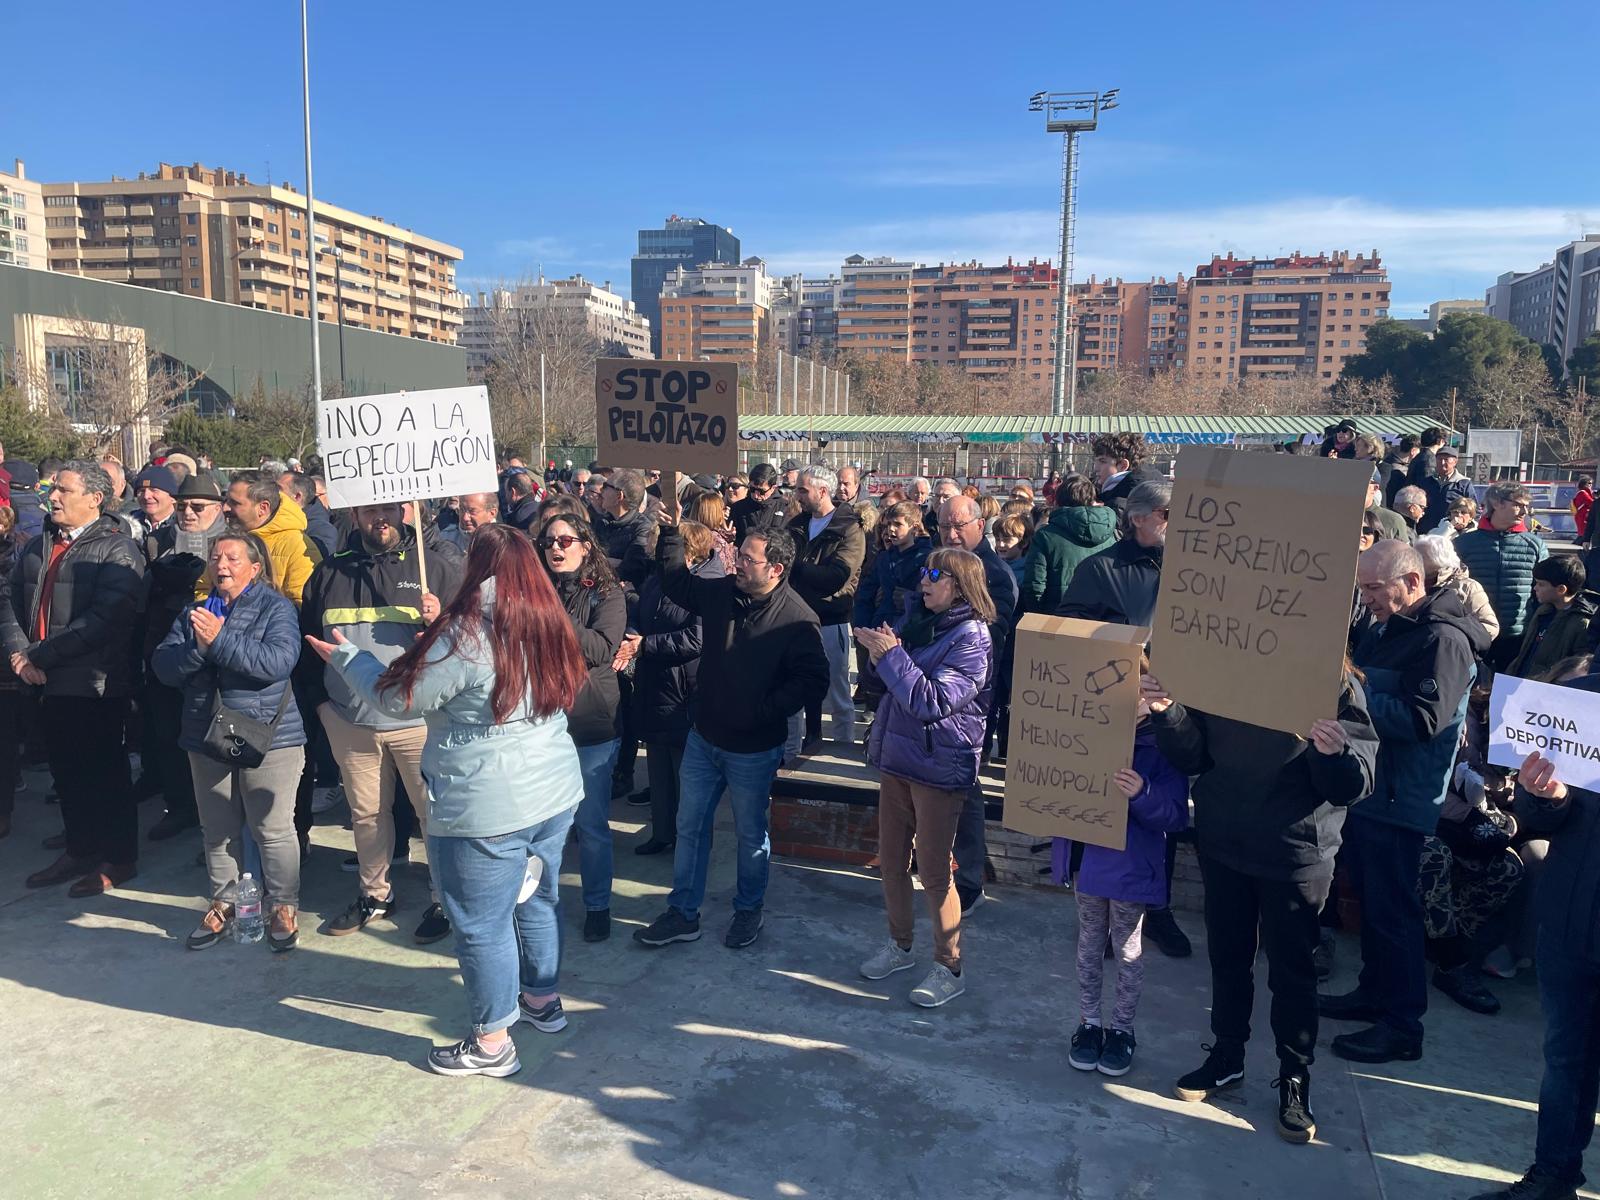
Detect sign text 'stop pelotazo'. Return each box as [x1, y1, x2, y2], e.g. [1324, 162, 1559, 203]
[594, 358, 738, 476]
[318, 385, 498, 510]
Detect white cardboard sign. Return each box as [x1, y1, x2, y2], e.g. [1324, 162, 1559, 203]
[1488, 673, 1600, 792]
[319, 385, 497, 510]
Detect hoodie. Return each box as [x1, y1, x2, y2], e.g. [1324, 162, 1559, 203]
[1022, 504, 1117, 613]
[1351, 586, 1490, 833]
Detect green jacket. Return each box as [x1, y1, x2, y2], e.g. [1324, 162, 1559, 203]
[1507, 595, 1597, 680]
[1021, 505, 1117, 613]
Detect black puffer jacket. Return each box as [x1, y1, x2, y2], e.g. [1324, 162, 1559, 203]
[1055, 536, 1163, 630]
[631, 554, 726, 744]
[1151, 678, 1379, 883]
[657, 526, 828, 754]
[554, 573, 625, 747]
[597, 508, 656, 588]
[786, 504, 866, 625]
[0, 514, 146, 698]
[1099, 462, 1166, 516]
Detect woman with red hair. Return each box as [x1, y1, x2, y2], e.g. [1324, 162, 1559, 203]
[307, 524, 587, 1079]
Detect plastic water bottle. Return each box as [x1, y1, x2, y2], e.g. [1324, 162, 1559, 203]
[235, 873, 264, 944]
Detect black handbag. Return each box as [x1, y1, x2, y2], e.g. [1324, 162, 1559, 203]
[199, 681, 291, 770]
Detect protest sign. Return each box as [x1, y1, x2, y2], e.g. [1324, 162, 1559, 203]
[319, 385, 496, 510]
[595, 358, 738, 475]
[1150, 448, 1371, 737]
[1488, 673, 1600, 792]
[1003, 615, 1149, 851]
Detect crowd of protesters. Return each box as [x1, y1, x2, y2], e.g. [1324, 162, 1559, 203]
[3, 425, 1598, 1198]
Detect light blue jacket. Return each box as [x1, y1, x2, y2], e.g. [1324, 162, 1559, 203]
[328, 578, 583, 838]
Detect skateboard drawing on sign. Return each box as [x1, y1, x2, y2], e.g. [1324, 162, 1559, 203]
[1083, 658, 1133, 697]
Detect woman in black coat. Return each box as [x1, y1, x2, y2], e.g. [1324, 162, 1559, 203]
[623, 520, 725, 856]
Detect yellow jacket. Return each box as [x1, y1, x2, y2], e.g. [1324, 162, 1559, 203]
[253, 494, 322, 605]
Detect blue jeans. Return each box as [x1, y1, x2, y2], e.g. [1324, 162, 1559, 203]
[429, 808, 575, 1037]
[573, 738, 621, 912]
[1534, 933, 1600, 1185]
[668, 729, 785, 921]
[1347, 815, 1427, 1040]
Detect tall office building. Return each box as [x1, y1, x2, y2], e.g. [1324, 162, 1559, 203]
[631, 216, 740, 355]
[38, 161, 463, 343]
[1487, 235, 1600, 375]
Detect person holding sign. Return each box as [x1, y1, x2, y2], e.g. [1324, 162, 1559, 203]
[1143, 662, 1377, 1145]
[1466, 739, 1600, 1200]
[537, 515, 627, 945]
[857, 549, 995, 1009]
[306, 526, 588, 1079]
[1321, 540, 1488, 1066]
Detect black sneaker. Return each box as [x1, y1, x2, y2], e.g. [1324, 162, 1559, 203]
[1068, 1023, 1103, 1072]
[583, 909, 611, 943]
[1433, 964, 1501, 1014]
[1274, 1071, 1316, 1143]
[611, 773, 635, 801]
[325, 892, 395, 936]
[1175, 1043, 1245, 1102]
[1097, 1028, 1136, 1077]
[1143, 907, 1192, 958]
[1329, 1023, 1422, 1064]
[1466, 1167, 1580, 1199]
[1313, 929, 1335, 981]
[1318, 988, 1381, 1022]
[957, 884, 987, 917]
[414, 902, 451, 945]
[626, 788, 652, 808]
[517, 994, 568, 1033]
[634, 838, 675, 856]
[633, 909, 702, 947]
[426, 1035, 521, 1078]
[725, 908, 763, 949]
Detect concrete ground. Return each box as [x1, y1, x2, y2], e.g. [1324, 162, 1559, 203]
[1, 761, 1590, 1200]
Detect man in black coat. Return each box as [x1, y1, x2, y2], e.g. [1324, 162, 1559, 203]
[786, 464, 866, 750]
[1, 461, 146, 897]
[592, 468, 656, 589]
[730, 463, 788, 541]
[634, 520, 827, 952]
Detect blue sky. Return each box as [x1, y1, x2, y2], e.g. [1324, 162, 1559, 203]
[11, 0, 1599, 316]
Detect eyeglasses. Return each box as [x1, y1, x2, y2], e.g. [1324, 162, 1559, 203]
[919, 566, 947, 582]
[1153, 507, 1170, 520]
[735, 551, 771, 568]
[539, 534, 583, 551]
[936, 517, 980, 532]
[178, 501, 219, 513]
[600, 483, 620, 494]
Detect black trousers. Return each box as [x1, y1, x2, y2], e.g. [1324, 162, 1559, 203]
[1199, 853, 1330, 1072]
[144, 680, 195, 821]
[615, 674, 639, 783]
[0, 688, 19, 819]
[644, 737, 686, 845]
[44, 695, 136, 865]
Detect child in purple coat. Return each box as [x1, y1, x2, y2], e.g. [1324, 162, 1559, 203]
[1067, 700, 1189, 1077]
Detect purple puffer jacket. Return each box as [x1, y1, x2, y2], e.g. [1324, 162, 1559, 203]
[867, 604, 993, 791]
[1054, 720, 1189, 906]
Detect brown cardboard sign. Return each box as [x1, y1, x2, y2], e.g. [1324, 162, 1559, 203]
[1151, 447, 1371, 737]
[594, 358, 738, 475]
[1003, 615, 1150, 851]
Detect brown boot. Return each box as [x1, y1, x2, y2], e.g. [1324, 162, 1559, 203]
[269, 904, 299, 953]
[67, 861, 138, 898]
[26, 851, 92, 889]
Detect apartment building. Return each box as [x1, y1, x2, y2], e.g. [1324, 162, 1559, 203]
[460, 275, 651, 376]
[0, 159, 43, 270]
[1119, 277, 1188, 372]
[1487, 235, 1600, 375]
[771, 274, 842, 356]
[631, 216, 740, 355]
[658, 258, 777, 373]
[835, 256, 918, 359]
[1185, 250, 1389, 384]
[39, 161, 463, 344]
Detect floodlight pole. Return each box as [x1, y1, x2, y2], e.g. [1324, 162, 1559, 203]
[301, 0, 322, 407]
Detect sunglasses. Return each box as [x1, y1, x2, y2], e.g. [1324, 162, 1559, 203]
[539, 534, 583, 551]
[919, 566, 947, 582]
[178, 500, 219, 512]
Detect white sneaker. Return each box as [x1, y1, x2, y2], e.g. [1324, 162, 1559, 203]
[310, 784, 346, 814]
[908, 964, 965, 1008]
[859, 939, 916, 980]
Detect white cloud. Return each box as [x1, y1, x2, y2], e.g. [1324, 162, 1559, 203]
[760, 197, 1599, 308]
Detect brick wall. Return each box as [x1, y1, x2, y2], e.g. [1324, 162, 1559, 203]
[770, 794, 1208, 914]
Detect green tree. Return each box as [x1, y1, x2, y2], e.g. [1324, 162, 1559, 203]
[1569, 332, 1600, 391]
[1339, 318, 1430, 404]
[0, 387, 84, 462]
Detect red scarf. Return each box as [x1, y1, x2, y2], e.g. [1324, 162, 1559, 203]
[1478, 514, 1528, 534]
